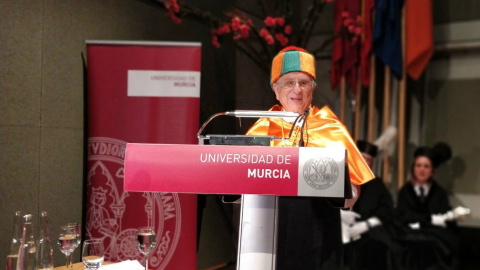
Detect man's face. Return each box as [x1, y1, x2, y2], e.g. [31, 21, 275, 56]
[272, 72, 315, 113]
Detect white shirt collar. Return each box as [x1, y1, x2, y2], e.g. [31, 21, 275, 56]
[413, 182, 431, 197]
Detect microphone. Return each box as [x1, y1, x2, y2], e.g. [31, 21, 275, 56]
[298, 107, 310, 147]
[225, 110, 300, 118]
[197, 110, 301, 138]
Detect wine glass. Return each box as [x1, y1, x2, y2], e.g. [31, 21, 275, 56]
[82, 239, 104, 270]
[57, 226, 78, 268]
[66, 223, 81, 267]
[137, 227, 157, 270]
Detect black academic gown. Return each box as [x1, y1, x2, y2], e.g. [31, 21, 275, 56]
[396, 180, 458, 270]
[276, 164, 354, 270]
[345, 177, 401, 270]
[276, 197, 343, 270]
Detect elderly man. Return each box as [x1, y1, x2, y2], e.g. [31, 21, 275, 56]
[246, 46, 374, 270]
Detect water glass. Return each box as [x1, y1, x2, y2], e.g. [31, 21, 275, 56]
[66, 223, 81, 267]
[82, 239, 104, 270]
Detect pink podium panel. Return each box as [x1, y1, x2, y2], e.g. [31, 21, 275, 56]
[124, 143, 347, 198]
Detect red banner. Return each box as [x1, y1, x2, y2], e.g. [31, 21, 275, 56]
[124, 144, 347, 198]
[86, 41, 200, 269]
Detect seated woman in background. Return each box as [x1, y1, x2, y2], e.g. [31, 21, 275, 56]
[396, 142, 459, 270]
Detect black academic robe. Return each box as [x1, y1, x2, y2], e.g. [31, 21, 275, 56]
[276, 197, 343, 270]
[345, 177, 402, 270]
[396, 180, 459, 270]
[353, 177, 395, 228]
[245, 105, 374, 270]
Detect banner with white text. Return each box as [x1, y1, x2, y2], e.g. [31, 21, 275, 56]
[86, 41, 200, 270]
[124, 144, 347, 198]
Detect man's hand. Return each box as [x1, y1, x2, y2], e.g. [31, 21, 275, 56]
[348, 221, 369, 240]
[366, 217, 382, 228]
[408, 222, 420, 229]
[343, 216, 381, 242]
[341, 210, 361, 226]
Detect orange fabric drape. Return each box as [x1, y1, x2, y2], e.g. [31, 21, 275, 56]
[246, 105, 374, 185]
[406, 0, 433, 80]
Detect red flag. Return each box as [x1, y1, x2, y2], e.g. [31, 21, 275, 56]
[406, 0, 433, 80]
[331, 0, 346, 90]
[360, 0, 374, 87]
[331, 0, 361, 92]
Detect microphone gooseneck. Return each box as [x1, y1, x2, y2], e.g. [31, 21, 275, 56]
[298, 107, 310, 147]
[286, 111, 305, 141]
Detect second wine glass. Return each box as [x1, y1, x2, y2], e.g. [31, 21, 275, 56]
[57, 226, 78, 269]
[66, 223, 81, 267]
[137, 227, 156, 270]
[82, 239, 104, 270]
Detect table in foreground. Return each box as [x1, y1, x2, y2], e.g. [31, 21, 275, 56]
[53, 261, 147, 270]
[53, 262, 89, 270]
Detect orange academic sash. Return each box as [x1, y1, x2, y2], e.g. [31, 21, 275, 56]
[246, 104, 374, 185]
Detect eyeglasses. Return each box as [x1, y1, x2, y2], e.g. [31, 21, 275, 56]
[275, 79, 316, 90]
